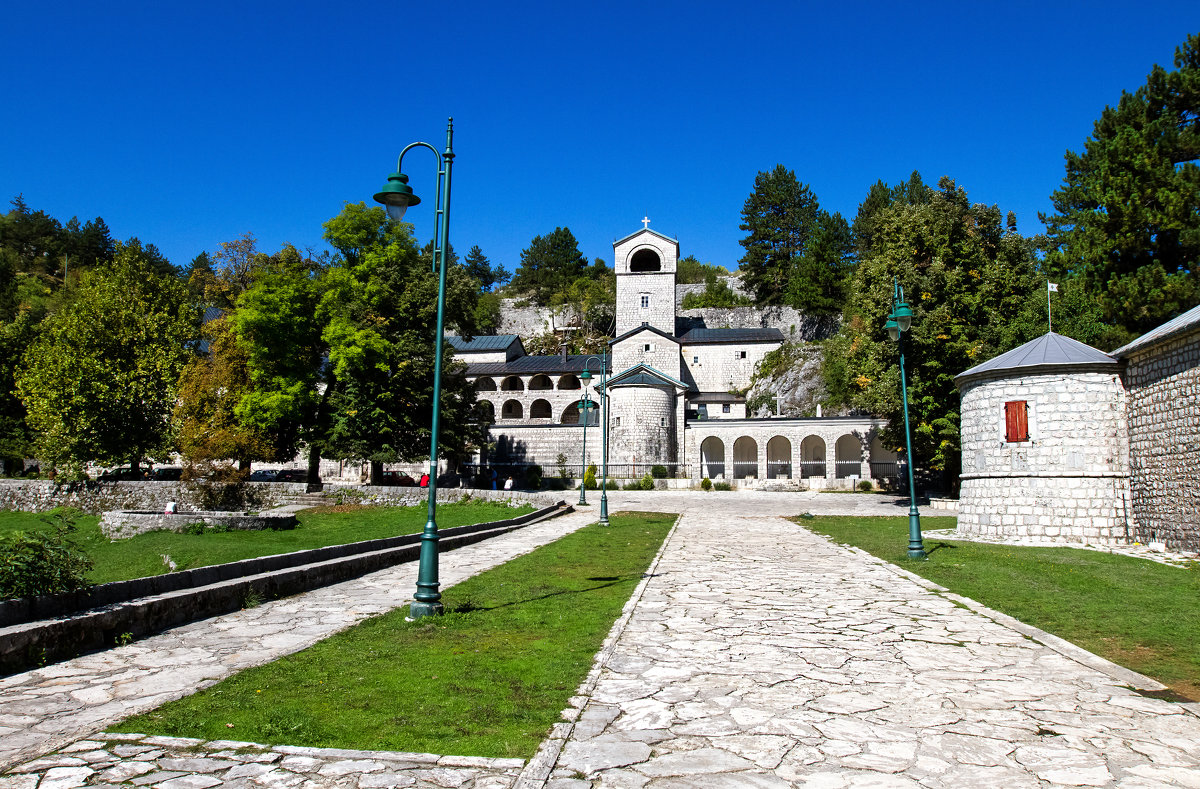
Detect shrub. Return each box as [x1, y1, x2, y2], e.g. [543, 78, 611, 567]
[621, 480, 641, 491]
[584, 464, 598, 490]
[714, 481, 732, 491]
[0, 509, 94, 600]
[857, 480, 874, 492]
[700, 477, 713, 491]
[605, 479, 619, 490]
[650, 465, 668, 479]
[525, 464, 543, 490]
[638, 473, 655, 491]
[556, 453, 570, 479]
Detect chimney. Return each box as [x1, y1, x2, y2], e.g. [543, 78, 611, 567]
[560, 342, 568, 362]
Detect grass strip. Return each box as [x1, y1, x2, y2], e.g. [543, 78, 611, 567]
[0, 501, 533, 585]
[801, 515, 1200, 700]
[112, 511, 675, 758]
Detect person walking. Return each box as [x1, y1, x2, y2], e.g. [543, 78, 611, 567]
[503, 476, 514, 490]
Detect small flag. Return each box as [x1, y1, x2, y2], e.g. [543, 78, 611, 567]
[1048, 282, 1059, 292]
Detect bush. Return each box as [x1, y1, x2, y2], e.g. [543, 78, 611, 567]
[0, 509, 94, 600]
[184, 461, 262, 511]
[650, 465, 668, 479]
[584, 464, 598, 490]
[525, 464, 542, 490]
[605, 479, 619, 490]
[621, 480, 641, 491]
[700, 477, 713, 491]
[714, 481, 732, 491]
[638, 473, 655, 491]
[857, 480, 874, 492]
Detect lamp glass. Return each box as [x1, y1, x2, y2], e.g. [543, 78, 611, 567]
[885, 319, 900, 341]
[386, 203, 408, 221]
[895, 303, 913, 332]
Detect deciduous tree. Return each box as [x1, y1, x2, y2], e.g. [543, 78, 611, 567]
[16, 241, 199, 476]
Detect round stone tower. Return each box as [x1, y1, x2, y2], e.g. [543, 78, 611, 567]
[955, 332, 1131, 544]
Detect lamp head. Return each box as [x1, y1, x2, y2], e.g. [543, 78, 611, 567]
[885, 318, 900, 342]
[893, 301, 913, 332]
[580, 369, 592, 384]
[374, 172, 421, 221]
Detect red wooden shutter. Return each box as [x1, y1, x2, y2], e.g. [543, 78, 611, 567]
[1004, 400, 1028, 442]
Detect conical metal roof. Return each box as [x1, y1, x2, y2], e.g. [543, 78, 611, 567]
[954, 332, 1118, 387]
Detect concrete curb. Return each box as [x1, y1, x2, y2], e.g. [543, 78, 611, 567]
[845, 545, 1200, 718]
[0, 502, 570, 676]
[514, 512, 684, 789]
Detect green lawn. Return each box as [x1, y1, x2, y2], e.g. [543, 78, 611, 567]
[802, 515, 1200, 700]
[0, 501, 534, 585]
[112, 512, 675, 758]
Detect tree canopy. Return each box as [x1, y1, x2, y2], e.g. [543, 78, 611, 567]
[738, 165, 852, 312]
[509, 227, 588, 306]
[1042, 32, 1200, 338]
[16, 242, 198, 476]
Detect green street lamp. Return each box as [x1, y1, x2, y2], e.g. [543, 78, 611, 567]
[582, 352, 610, 525]
[575, 390, 594, 506]
[886, 278, 924, 560]
[374, 118, 455, 618]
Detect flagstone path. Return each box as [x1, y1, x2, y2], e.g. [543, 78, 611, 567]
[3, 491, 1199, 788]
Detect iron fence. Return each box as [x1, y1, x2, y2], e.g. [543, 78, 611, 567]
[766, 461, 792, 479]
[800, 460, 826, 479]
[836, 460, 863, 479]
[732, 460, 759, 479]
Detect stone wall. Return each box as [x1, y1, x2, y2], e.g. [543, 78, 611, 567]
[611, 333, 681, 379]
[0, 480, 298, 515]
[1122, 328, 1200, 550]
[681, 341, 777, 393]
[956, 370, 1131, 544]
[100, 511, 299, 540]
[609, 385, 677, 465]
[482, 424, 595, 469]
[677, 306, 839, 341]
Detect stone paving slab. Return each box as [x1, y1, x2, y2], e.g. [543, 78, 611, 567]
[531, 507, 1200, 787]
[6, 493, 1200, 788]
[0, 508, 600, 773]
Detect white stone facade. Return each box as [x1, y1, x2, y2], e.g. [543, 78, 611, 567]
[957, 370, 1132, 544]
[681, 341, 775, 392]
[614, 229, 678, 337]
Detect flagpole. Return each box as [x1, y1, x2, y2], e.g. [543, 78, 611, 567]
[1047, 281, 1058, 333]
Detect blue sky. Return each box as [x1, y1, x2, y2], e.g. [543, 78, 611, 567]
[2, 2, 1196, 274]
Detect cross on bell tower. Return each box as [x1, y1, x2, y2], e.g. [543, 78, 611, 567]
[642, 216, 650, 229]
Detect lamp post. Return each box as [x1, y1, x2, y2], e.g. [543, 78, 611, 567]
[581, 352, 610, 525]
[575, 390, 594, 506]
[884, 278, 925, 560]
[373, 118, 455, 617]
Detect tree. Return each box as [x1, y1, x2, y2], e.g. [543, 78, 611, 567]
[1042, 33, 1200, 336]
[463, 245, 510, 291]
[737, 165, 821, 304]
[62, 216, 115, 273]
[676, 254, 728, 284]
[185, 251, 217, 302]
[16, 241, 199, 476]
[786, 211, 853, 314]
[510, 227, 588, 305]
[823, 176, 1043, 489]
[174, 316, 275, 470]
[318, 205, 484, 482]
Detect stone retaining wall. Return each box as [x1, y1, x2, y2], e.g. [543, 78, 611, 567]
[0, 480, 296, 515]
[99, 511, 299, 540]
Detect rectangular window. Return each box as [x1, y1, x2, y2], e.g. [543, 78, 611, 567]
[659, 417, 666, 427]
[640, 294, 649, 309]
[722, 404, 731, 413]
[644, 343, 652, 352]
[737, 350, 747, 359]
[693, 356, 699, 364]
[1004, 400, 1029, 442]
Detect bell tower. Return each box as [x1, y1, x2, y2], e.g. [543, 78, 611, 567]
[613, 221, 678, 337]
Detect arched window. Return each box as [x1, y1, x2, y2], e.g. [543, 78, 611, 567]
[800, 435, 826, 478]
[529, 374, 553, 391]
[700, 436, 725, 480]
[767, 436, 792, 479]
[476, 400, 495, 423]
[558, 374, 581, 390]
[501, 376, 524, 392]
[474, 377, 497, 391]
[630, 248, 662, 272]
[501, 399, 523, 420]
[835, 434, 863, 478]
[530, 399, 553, 420]
[732, 437, 758, 479]
[561, 400, 599, 425]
